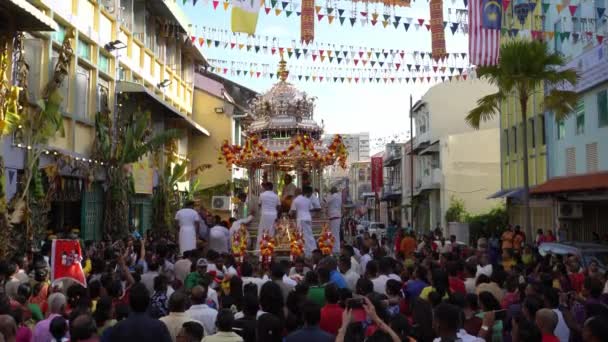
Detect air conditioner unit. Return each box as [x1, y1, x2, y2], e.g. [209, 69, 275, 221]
[211, 196, 231, 211]
[558, 202, 583, 219]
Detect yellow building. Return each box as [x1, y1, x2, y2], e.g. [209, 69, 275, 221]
[3, 0, 211, 239]
[494, 2, 558, 232]
[190, 72, 258, 216]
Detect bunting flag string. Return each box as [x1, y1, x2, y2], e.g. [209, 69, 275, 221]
[191, 26, 470, 67]
[198, 0, 470, 32]
[206, 58, 472, 78]
[205, 64, 475, 84]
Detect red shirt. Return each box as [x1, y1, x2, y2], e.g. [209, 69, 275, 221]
[542, 333, 560, 342]
[569, 272, 585, 293]
[449, 276, 466, 294]
[319, 303, 344, 335]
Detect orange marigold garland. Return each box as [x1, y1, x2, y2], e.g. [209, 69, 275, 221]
[259, 231, 276, 265]
[317, 224, 335, 255]
[289, 229, 304, 261]
[231, 224, 249, 263]
[218, 134, 347, 169]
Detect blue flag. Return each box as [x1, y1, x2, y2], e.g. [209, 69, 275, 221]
[482, 0, 502, 30]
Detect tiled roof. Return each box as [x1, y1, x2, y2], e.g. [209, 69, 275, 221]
[530, 171, 608, 195]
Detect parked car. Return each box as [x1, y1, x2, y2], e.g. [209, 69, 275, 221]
[538, 241, 608, 271]
[368, 222, 386, 239]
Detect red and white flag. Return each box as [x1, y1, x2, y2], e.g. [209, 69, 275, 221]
[468, 0, 503, 66]
[51, 239, 87, 287]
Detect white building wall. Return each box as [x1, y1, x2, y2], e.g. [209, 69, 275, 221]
[439, 129, 503, 228]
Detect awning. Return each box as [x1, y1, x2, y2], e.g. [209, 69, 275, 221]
[116, 81, 209, 136]
[530, 172, 608, 195]
[487, 189, 510, 199]
[381, 192, 402, 201]
[419, 141, 439, 155]
[487, 187, 525, 199]
[0, 0, 58, 31]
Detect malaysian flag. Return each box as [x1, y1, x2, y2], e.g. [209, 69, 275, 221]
[469, 0, 503, 66]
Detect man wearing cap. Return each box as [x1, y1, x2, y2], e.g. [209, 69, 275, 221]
[325, 187, 342, 254]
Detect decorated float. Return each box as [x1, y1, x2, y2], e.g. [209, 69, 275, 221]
[219, 56, 347, 261]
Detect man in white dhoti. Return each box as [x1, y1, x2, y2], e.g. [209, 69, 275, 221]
[326, 187, 343, 254]
[258, 182, 280, 245]
[175, 201, 201, 256]
[290, 186, 316, 257]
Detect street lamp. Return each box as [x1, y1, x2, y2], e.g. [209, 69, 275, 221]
[103, 40, 126, 52]
[157, 79, 171, 89]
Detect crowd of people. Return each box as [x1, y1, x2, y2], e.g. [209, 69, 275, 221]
[0, 220, 608, 342]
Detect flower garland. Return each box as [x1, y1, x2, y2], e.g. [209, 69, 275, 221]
[317, 224, 335, 255]
[289, 229, 304, 261]
[219, 134, 348, 170]
[231, 224, 249, 263]
[259, 230, 276, 265]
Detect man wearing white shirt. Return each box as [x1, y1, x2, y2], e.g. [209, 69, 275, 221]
[339, 255, 359, 291]
[326, 187, 342, 254]
[208, 219, 231, 254]
[186, 285, 218, 336]
[290, 186, 317, 257]
[175, 201, 201, 255]
[230, 213, 255, 245]
[258, 182, 280, 245]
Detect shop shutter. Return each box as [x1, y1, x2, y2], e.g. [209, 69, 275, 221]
[81, 183, 104, 241]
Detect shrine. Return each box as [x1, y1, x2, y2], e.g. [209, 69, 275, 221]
[220, 57, 348, 258]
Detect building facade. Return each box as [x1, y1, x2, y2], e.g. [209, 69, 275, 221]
[381, 142, 405, 226]
[2, 0, 210, 239]
[324, 132, 370, 195]
[190, 72, 258, 215]
[532, 42, 608, 241]
[409, 80, 502, 232]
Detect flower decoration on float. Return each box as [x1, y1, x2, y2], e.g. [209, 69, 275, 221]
[218, 134, 347, 169]
[259, 230, 276, 265]
[317, 224, 335, 256]
[289, 228, 304, 261]
[231, 224, 249, 263]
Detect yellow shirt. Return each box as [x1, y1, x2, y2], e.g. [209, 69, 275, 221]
[420, 286, 449, 301]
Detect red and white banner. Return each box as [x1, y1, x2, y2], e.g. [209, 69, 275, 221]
[371, 156, 384, 194]
[51, 239, 87, 287]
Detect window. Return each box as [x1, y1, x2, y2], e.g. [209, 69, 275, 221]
[96, 78, 110, 113]
[98, 53, 110, 74]
[528, 117, 536, 148]
[586, 142, 598, 173]
[566, 147, 576, 175]
[503, 129, 510, 155]
[75, 64, 91, 119]
[575, 99, 585, 135]
[77, 39, 91, 61]
[598, 90, 608, 127]
[51, 49, 70, 111]
[539, 114, 546, 145]
[358, 168, 365, 182]
[557, 120, 566, 140]
[23, 35, 43, 99]
[512, 126, 517, 153]
[52, 25, 66, 43]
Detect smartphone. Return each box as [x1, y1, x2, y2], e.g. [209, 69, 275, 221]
[347, 299, 366, 322]
[347, 298, 364, 309]
[494, 309, 507, 321]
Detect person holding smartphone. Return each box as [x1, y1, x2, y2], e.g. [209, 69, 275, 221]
[336, 297, 401, 342]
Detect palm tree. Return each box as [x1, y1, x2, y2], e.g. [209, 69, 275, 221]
[94, 107, 184, 238]
[465, 39, 579, 238]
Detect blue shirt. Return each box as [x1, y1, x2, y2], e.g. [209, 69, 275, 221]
[285, 326, 334, 342]
[329, 270, 348, 289]
[404, 279, 428, 299]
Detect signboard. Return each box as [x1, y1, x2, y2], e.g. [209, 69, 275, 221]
[132, 157, 153, 194]
[371, 156, 384, 194]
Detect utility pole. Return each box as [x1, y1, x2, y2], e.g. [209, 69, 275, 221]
[409, 95, 415, 231]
